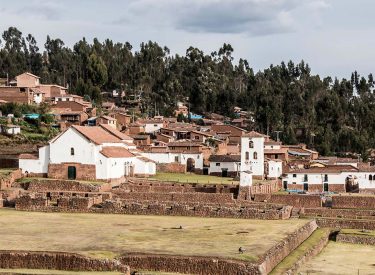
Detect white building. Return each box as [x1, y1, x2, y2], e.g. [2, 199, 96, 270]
[208, 155, 240, 177]
[240, 131, 265, 178]
[266, 159, 283, 179]
[140, 120, 164, 134]
[140, 151, 204, 171]
[19, 124, 156, 181]
[282, 165, 375, 192]
[0, 124, 21, 135]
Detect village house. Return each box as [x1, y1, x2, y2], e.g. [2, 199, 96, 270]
[137, 119, 164, 134]
[0, 72, 67, 104]
[102, 101, 116, 112]
[264, 140, 288, 161]
[19, 124, 156, 181]
[110, 112, 132, 130]
[97, 115, 117, 129]
[0, 124, 21, 135]
[208, 155, 241, 177]
[174, 104, 188, 117]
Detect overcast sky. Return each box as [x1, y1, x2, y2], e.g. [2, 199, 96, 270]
[0, 0, 374, 79]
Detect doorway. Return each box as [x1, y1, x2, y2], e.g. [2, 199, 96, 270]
[221, 168, 228, 177]
[303, 182, 308, 191]
[68, 166, 76, 180]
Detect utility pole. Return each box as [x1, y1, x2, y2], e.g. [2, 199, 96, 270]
[274, 131, 282, 142]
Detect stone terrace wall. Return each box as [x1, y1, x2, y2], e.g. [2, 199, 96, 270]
[257, 220, 318, 274]
[119, 254, 259, 275]
[125, 179, 238, 194]
[156, 163, 186, 173]
[15, 195, 292, 220]
[332, 195, 375, 209]
[25, 179, 111, 192]
[254, 194, 322, 208]
[250, 180, 280, 195]
[316, 218, 375, 230]
[114, 191, 235, 204]
[336, 233, 375, 246]
[301, 208, 375, 220]
[0, 250, 129, 274]
[0, 169, 22, 190]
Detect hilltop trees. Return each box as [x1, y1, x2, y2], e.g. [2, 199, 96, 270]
[0, 26, 375, 157]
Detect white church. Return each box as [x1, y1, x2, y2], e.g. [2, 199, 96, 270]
[240, 131, 283, 186]
[19, 124, 156, 181]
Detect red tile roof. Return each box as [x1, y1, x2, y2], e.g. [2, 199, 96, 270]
[72, 125, 122, 145]
[100, 146, 134, 158]
[243, 130, 267, 138]
[99, 124, 133, 141]
[19, 153, 38, 159]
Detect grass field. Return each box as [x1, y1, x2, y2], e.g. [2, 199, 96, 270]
[297, 242, 375, 274]
[149, 172, 239, 184]
[0, 209, 307, 262]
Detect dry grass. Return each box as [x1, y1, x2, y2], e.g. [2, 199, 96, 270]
[0, 209, 307, 262]
[149, 172, 239, 184]
[297, 241, 375, 274]
[0, 269, 121, 275]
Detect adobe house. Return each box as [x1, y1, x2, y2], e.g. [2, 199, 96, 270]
[19, 124, 156, 181]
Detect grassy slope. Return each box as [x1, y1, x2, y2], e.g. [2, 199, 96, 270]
[0, 209, 307, 262]
[270, 228, 331, 275]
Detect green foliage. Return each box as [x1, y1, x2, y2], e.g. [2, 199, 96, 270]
[1, 26, 375, 156]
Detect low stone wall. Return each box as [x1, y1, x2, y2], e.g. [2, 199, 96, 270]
[0, 169, 22, 190]
[119, 254, 258, 275]
[282, 229, 331, 274]
[0, 250, 129, 274]
[114, 191, 235, 204]
[254, 194, 322, 208]
[125, 179, 238, 194]
[316, 218, 375, 230]
[25, 179, 110, 192]
[286, 184, 345, 193]
[336, 233, 375, 246]
[48, 163, 96, 181]
[250, 180, 280, 195]
[257, 220, 318, 274]
[301, 208, 375, 220]
[156, 163, 186, 173]
[332, 195, 375, 209]
[15, 195, 292, 220]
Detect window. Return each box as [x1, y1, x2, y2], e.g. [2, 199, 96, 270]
[253, 152, 258, 159]
[304, 174, 308, 182]
[324, 174, 328, 182]
[249, 140, 254, 148]
[70, 147, 74, 156]
[370, 175, 373, 181]
[195, 136, 199, 140]
[245, 152, 249, 160]
[216, 163, 221, 166]
[293, 174, 297, 178]
[174, 156, 179, 162]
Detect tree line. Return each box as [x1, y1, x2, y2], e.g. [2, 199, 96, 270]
[0, 27, 374, 158]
